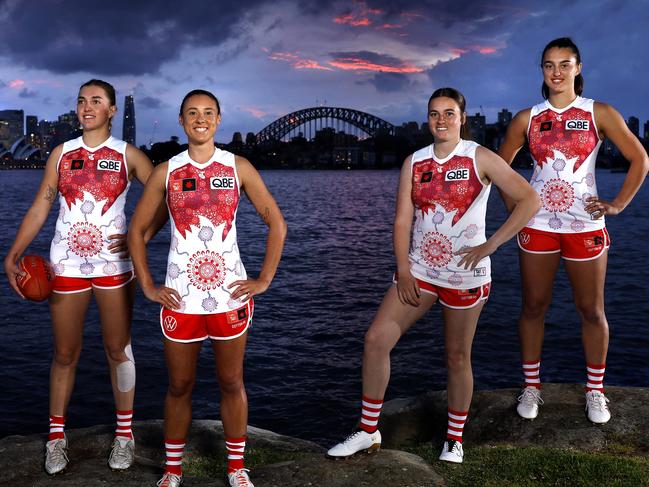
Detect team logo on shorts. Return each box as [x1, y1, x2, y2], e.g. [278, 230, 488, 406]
[584, 235, 604, 250]
[473, 267, 486, 277]
[566, 120, 590, 131]
[420, 171, 433, 183]
[539, 121, 553, 132]
[164, 315, 177, 332]
[518, 232, 530, 245]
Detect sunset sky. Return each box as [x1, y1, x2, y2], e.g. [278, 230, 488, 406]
[0, 0, 647, 143]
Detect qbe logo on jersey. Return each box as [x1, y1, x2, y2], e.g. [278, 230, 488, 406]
[210, 176, 236, 190]
[565, 120, 590, 131]
[444, 168, 470, 182]
[97, 159, 122, 172]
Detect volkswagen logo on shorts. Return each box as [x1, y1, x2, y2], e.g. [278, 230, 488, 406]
[519, 232, 530, 245]
[164, 315, 178, 332]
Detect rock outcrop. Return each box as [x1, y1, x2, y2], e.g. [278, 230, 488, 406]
[2, 384, 647, 486]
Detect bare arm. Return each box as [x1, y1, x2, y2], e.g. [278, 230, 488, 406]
[228, 156, 287, 301]
[3, 145, 62, 297]
[107, 144, 159, 256]
[393, 155, 420, 306]
[127, 162, 180, 309]
[585, 102, 649, 218]
[497, 109, 531, 212]
[457, 146, 541, 270]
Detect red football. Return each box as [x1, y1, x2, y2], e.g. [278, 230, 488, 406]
[16, 255, 55, 302]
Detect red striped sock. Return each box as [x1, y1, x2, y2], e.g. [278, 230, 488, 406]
[446, 409, 468, 443]
[164, 438, 185, 476]
[49, 415, 66, 441]
[522, 360, 541, 389]
[225, 436, 246, 473]
[115, 409, 133, 439]
[359, 395, 383, 434]
[586, 363, 606, 392]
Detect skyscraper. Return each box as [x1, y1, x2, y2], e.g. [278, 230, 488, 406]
[123, 95, 136, 145]
[627, 116, 639, 138]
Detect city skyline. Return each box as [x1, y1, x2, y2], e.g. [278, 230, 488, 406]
[1, 1, 648, 143]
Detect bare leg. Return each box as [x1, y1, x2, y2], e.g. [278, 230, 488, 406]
[442, 303, 484, 412]
[95, 280, 136, 411]
[564, 252, 609, 366]
[518, 251, 561, 364]
[212, 333, 248, 438]
[49, 290, 93, 416]
[362, 285, 437, 399]
[163, 340, 202, 440]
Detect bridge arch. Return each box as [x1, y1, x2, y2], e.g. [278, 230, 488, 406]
[256, 106, 394, 143]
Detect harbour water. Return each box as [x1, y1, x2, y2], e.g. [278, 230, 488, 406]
[1, 169, 647, 444]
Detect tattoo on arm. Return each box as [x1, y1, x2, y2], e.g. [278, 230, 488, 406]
[44, 185, 57, 203]
[259, 207, 271, 225]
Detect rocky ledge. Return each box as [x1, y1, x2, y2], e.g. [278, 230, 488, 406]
[1, 384, 647, 487]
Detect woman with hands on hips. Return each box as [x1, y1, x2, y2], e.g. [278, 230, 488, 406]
[128, 89, 286, 487]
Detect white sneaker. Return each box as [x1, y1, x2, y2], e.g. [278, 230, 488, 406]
[108, 436, 135, 470]
[44, 436, 69, 475]
[228, 468, 254, 487]
[439, 440, 464, 463]
[585, 390, 611, 424]
[326, 429, 382, 458]
[517, 386, 543, 419]
[157, 472, 183, 487]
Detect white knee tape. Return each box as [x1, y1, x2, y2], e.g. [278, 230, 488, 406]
[116, 343, 136, 392]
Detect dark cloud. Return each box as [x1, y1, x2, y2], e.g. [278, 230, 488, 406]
[365, 72, 412, 92]
[138, 96, 164, 109]
[19, 87, 38, 98]
[0, 0, 266, 75]
[329, 50, 406, 66]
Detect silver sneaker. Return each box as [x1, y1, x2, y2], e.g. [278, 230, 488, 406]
[326, 429, 382, 458]
[44, 436, 69, 475]
[228, 468, 254, 487]
[517, 386, 543, 419]
[439, 440, 464, 463]
[157, 472, 183, 487]
[585, 390, 611, 424]
[108, 436, 135, 470]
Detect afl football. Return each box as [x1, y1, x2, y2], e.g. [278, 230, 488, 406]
[16, 255, 55, 302]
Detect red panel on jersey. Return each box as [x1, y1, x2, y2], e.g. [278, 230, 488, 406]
[167, 162, 239, 240]
[528, 107, 599, 173]
[411, 156, 483, 226]
[58, 147, 128, 215]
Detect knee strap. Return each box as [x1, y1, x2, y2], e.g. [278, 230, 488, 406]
[116, 343, 136, 392]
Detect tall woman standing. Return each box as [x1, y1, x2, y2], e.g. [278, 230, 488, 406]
[327, 88, 539, 464]
[128, 89, 286, 487]
[499, 38, 648, 423]
[4, 79, 154, 473]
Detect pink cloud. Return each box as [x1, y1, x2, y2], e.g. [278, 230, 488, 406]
[244, 107, 267, 119]
[9, 79, 25, 88]
[269, 52, 333, 71]
[328, 57, 423, 74]
[379, 23, 403, 29]
[333, 1, 383, 28]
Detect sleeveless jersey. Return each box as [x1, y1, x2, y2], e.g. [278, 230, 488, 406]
[164, 148, 247, 314]
[50, 136, 132, 277]
[409, 139, 491, 289]
[526, 96, 603, 233]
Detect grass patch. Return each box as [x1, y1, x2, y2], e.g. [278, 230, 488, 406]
[406, 444, 649, 487]
[183, 447, 315, 478]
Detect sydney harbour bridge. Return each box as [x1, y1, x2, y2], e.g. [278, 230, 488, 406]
[255, 106, 395, 144]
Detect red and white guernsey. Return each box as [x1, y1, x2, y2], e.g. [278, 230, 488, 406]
[164, 148, 248, 314]
[409, 139, 491, 289]
[527, 96, 603, 233]
[50, 136, 132, 277]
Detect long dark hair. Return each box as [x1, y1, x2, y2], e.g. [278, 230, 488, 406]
[428, 87, 471, 140]
[179, 89, 221, 116]
[541, 37, 584, 99]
